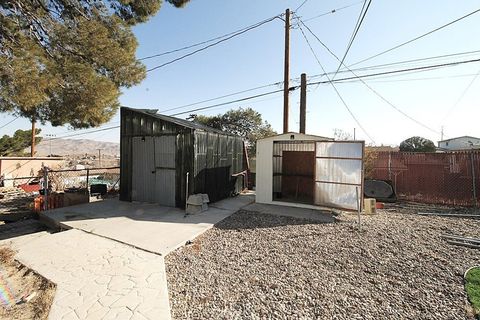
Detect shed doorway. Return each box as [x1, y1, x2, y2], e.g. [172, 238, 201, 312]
[280, 151, 315, 204]
[131, 136, 176, 206]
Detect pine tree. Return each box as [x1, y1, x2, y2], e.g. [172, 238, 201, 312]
[0, 0, 190, 128]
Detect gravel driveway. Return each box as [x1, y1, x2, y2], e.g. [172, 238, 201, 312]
[165, 209, 480, 319]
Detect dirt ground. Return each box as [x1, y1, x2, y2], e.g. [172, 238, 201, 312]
[0, 247, 55, 320]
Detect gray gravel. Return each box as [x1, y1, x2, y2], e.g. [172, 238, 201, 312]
[165, 209, 480, 320]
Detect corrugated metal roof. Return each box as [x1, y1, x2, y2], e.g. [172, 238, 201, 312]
[122, 107, 238, 136]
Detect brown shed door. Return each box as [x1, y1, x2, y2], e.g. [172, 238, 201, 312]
[281, 151, 315, 204]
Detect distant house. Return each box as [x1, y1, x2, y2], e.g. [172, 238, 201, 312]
[437, 136, 480, 151]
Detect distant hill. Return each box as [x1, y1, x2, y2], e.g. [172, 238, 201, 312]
[33, 139, 120, 156]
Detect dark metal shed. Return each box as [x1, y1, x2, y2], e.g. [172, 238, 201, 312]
[120, 107, 246, 207]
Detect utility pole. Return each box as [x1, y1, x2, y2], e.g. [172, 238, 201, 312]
[283, 8, 290, 133]
[97, 149, 102, 167]
[31, 117, 36, 157]
[354, 128, 356, 140]
[441, 126, 444, 141]
[299, 73, 307, 134]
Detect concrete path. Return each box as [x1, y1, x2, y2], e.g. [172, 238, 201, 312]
[3, 229, 170, 320]
[41, 194, 254, 255]
[0, 194, 254, 319]
[243, 202, 337, 223]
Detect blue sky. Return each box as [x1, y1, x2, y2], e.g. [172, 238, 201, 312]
[1, 0, 480, 145]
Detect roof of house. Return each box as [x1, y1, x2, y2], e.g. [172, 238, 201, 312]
[438, 135, 480, 143]
[122, 107, 238, 136]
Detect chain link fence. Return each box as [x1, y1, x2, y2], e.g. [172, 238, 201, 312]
[47, 167, 120, 193]
[371, 151, 479, 206]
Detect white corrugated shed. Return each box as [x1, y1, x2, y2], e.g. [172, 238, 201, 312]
[255, 132, 365, 211]
[255, 132, 332, 206]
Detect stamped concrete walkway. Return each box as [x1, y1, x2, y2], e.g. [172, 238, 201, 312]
[3, 229, 170, 320]
[1, 194, 254, 320]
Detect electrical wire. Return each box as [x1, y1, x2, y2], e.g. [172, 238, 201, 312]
[333, 0, 372, 78]
[345, 7, 480, 69]
[297, 18, 441, 134]
[295, 0, 310, 12]
[0, 116, 19, 130]
[44, 125, 120, 141]
[302, 1, 364, 23]
[294, 15, 376, 143]
[168, 89, 288, 117]
[139, 13, 284, 61]
[308, 57, 480, 85]
[441, 68, 480, 122]
[159, 81, 283, 113]
[146, 15, 283, 72]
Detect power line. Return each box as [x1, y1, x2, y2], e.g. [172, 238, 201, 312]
[308, 57, 480, 85]
[146, 14, 283, 72]
[158, 56, 480, 118]
[139, 13, 283, 61]
[345, 7, 480, 69]
[0, 116, 19, 130]
[441, 68, 480, 122]
[169, 89, 288, 117]
[159, 81, 283, 113]
[45, 125, 120, 141]
[295, 0, 310, 12]
[294, 14, 375, 143]
[298, 18, 441, 134]
[334, 0, 372, 78]
[302, 1, 364, 23]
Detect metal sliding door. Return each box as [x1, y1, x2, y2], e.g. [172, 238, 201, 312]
[314, 141, 364, 210]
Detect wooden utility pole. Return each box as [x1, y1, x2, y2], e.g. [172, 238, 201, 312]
[283, 8, 290, 133]
[30, 118, 36, 157]
[299, 73, 307, 134]
[97, 149, 102, 167]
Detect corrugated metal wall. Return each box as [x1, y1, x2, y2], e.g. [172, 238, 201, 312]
[120, 108, 194, 207]
[120, 107, 245, 207]
[193, 131, 245, 203]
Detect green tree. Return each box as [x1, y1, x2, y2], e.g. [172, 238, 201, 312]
[399, 136, 436, 152]
[0, 129, 42, 156]
[188, 108, 277, 156]
[0, 0, 189, 129]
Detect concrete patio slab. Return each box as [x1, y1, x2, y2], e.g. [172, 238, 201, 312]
[41, 194, 255, 256]
[7, 229, 171, 320]
[243, 202, 337, 223]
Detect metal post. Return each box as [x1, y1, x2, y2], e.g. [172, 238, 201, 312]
[185, 172, 189, 209]
[388, 152, 392, 181]
[31, 117, 36, 157]
[86, 168, 90, 191]
[356, 186, 361, 230]
[283, 8, 290, 133]
[43, 167, 49, 211]
[299, 73, 307, 134]
[471, 152, 477, 207]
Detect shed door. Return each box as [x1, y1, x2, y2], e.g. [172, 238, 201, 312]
[314, 141, 364, 210]
[132, 137, 156, 202]
[131, 136, 176, 206]
[154, 136, 176, 207]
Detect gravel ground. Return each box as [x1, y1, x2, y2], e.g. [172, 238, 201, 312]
[165, 209, 480, 320]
